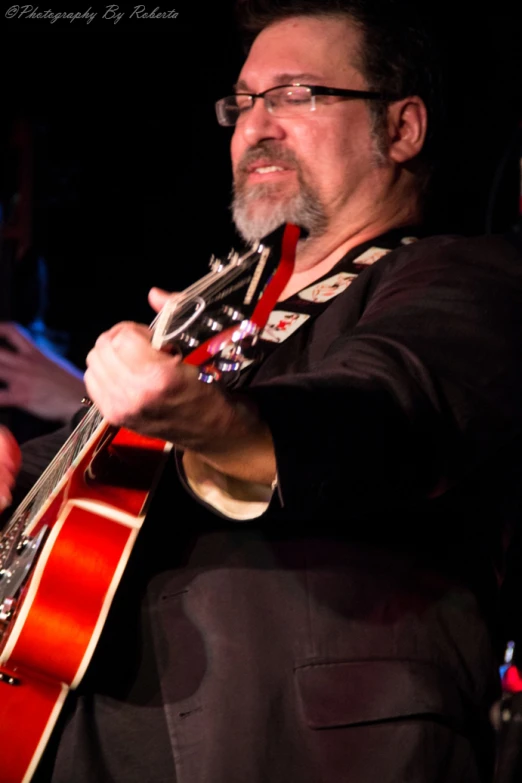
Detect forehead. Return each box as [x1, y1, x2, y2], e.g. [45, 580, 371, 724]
[236, 15, 365, 92]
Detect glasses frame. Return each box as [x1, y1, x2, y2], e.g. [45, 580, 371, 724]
[215, 83, 396, 127]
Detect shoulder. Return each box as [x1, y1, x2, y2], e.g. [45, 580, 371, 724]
[367, 233, 522, 296]
[384, 233, 522, 272]
[341, 232, 522, 338]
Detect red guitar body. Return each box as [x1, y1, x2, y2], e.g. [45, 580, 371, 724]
[0, 427, 170, 783]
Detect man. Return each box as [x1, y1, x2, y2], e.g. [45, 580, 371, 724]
[1, 1, 522, 781]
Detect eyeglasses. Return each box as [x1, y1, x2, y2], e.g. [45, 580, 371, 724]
[215, 83, 395, 127]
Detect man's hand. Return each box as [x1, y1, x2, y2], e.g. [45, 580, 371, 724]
[0, 425, 22, 511]
[84, 319, 276, 486]
[0, 323, 86, 422]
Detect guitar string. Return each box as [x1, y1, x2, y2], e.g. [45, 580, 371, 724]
[10, 405, 102, 529]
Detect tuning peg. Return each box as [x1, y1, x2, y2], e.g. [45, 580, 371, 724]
[209, 255, 224, 273]
[198, 365, 222, 384]
[222, 306, 245, 322]
[227, 250, 241, 266]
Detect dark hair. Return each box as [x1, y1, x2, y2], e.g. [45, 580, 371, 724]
[235, 0, 446, 189]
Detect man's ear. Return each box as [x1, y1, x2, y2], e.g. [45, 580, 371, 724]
[387, 96, 428, 164]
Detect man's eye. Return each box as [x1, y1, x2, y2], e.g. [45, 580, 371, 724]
[235, 97, 251, 113]
[283, 92, 310, 106]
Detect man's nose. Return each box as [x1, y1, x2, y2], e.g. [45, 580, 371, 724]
[237, 99, 286, 146]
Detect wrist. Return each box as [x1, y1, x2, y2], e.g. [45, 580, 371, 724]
[192, 394, 276, 486]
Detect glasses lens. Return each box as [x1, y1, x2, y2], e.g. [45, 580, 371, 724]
[215, 86, 313, 126]
[215, 97, 235, 127]
[215, 95, 253, 127]
[267, 85, 312, 116]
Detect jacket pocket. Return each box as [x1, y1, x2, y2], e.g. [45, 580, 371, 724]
[295, 659, 471, 730]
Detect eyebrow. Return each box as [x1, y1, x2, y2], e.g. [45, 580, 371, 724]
[233, 73, 324, 92]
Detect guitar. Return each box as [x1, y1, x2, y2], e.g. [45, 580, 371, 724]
[0, 222, 302, 783]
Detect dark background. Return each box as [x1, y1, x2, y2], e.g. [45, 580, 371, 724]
[1, 1, 521, 368]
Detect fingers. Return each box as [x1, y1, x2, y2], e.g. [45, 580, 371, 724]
[0, 425, 22, 510]
[82, 315, 248, 451]
[109, 322, 151, 349]
[0, 426, 22, 471]
[85, 329, 139, 403]
[0, 389, 22, 407]
[0, 351, 25, 372]
[84, 321, 180, 425]
[88, 323, 153, 377]
[0, 322, 34, 354]
[148, 287, 179, 314]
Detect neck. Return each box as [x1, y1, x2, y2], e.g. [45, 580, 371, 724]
[279, 198, 421, 300]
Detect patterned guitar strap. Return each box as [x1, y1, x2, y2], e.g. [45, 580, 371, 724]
[237, 227, 419, 376]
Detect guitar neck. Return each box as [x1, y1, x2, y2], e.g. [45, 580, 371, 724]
[1, 406, 107, 548]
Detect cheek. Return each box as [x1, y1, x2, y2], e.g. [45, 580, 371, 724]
[289, 123, 327, 174]
[230, 131, 243, 173]
[293, 125, 351, 189]
[303, 123, 376, 193]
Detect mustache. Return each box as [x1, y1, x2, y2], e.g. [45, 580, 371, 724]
[235, 142, 300, 175]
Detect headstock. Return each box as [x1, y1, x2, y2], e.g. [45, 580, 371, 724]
[151, 223, 303, 381]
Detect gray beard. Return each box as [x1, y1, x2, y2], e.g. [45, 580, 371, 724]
[231, 180, 327, 243]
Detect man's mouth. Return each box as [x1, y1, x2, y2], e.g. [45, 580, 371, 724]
[244, 159, 295, 179]
[251, 165, 287, 174]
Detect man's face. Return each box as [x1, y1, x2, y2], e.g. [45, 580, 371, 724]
[231, 15, 387, 243]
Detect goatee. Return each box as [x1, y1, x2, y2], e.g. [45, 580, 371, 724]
[231, 144, 327, 243]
